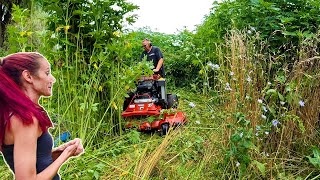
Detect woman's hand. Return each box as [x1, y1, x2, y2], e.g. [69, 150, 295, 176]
[52, 138, 84, 161]
[67, 138, 84, 156]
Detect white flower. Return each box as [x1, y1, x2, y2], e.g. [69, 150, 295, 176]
[261, 114, 267, 120]
[50, 33, 57, 39]
[255, 132, 259, 136]
[230, 71, 234, 76]
[262, 151, 269, 157]
[225, 83, 232, 91]
[236, 161, 240, 167]
[110, 4, 122, 11]
[299, 100, 305, 107]
[262, 106, 268, 112]
[53, 44, 62, 51]
[267, 82, 272, 85]
[239, 132, 243, 138]
[195, 120, 201, 124]
[246, 76, 252, 82]
[189, 102, 196, 108]
[172, 40, 182, 46]
[265, 131, 269, 135]
[208, 62, 220, 70]
[257, 99, 263, 104]
[245, 95, 250, 100]
[280, 101, 285, 105]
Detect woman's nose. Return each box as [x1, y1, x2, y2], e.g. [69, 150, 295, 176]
[51, 75, 56, 83]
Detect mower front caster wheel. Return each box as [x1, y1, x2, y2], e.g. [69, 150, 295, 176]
[160, 123, 169, 136]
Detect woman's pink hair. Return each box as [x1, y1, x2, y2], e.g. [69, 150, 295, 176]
[0, 52, 52, 151]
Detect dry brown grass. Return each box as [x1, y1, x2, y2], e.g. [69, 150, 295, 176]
[132, 128, 180, 179]
[219, 31, 263, 147]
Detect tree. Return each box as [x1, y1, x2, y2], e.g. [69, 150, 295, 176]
[41, 0, 138, 63]
[0, 0, 30, 47]
[195, 0, 320, 67]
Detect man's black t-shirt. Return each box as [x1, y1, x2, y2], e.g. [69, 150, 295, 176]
[140, 46, 165, 77]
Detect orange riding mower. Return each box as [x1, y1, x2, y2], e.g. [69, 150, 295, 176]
[121, 74, 187, 135]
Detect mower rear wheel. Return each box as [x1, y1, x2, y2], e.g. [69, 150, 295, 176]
[167, 94, 178, 109]
[160, 123, 169, 136]
[123, 99, 130, 111]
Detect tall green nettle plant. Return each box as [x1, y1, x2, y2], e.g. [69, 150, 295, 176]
[195, 0, 320, 75]
[41, 0, 138, 62]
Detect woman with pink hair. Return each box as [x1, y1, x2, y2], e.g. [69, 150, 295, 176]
[0, 52, 84, 180]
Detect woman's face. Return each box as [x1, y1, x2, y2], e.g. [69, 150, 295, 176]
[31, 58, 56, 97]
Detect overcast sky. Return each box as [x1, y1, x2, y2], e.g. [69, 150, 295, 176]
[125, 0, 215, 34]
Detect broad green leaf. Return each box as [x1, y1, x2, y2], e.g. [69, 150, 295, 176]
[253, 160, 266, 177]
[269, 106, 276, 115]
[285, 85, 292, 92]
[280, 17, 296, 23]
[265, 89, 277, 100]
[278, 92, 284, 101]
[282, 31, 297, 36]
[266, 89, 277, 95]
[72, 10, 84, 16]
[192, 59, 200, 66]
[243, 140, 254, 149]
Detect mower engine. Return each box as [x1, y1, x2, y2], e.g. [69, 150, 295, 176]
[135, 79, 159, 104]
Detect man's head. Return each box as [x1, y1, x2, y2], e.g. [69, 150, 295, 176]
[142, 38, 152, 51]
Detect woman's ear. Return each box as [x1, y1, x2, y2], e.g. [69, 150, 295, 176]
[21, 70, 33, 84]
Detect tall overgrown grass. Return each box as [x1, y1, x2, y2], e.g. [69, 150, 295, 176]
[205, 30, 320, 178]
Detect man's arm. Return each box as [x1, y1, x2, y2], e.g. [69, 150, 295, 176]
[153, 47, 164, 72]
[154, 58, 163, 72]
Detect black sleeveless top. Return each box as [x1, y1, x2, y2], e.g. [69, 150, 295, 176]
[2, 131, 60, 180]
